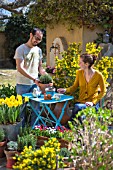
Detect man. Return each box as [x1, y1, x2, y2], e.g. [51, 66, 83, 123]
[14, 28, 47, 126]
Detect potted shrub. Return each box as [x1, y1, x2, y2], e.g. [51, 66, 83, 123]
[0, 95, 29, 140]
[4, 141, 18, 169]
[0, 128, 7, 158]
[39, 74, 53, 93]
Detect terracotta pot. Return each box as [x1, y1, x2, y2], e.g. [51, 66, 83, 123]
[4, 150, 17, 169]
[0, 140, 7, 158]
[39, 83, 48, 94]
[37, 136, 49, 147]
[6, 158, 16, 169]
[58, 139, 72, 149]
[53, 102, 73, 125]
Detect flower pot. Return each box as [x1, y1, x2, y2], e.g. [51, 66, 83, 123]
[0, 140, 7, 158]
[58, 139, 72, 150]
[39, 83, 48, 94]
[0, 119, 23, 141]
[37, 136, 49, 147]
[53, 102, 72, 125]
[4, 150, 17, 169]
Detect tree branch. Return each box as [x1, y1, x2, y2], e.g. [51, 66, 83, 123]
[0, 0, 33, 9]
[0, 0, 36, 20]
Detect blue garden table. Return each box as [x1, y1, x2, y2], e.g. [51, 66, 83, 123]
[22, 93, 74, 129]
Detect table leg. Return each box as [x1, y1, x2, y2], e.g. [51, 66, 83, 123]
[29, 102, 46, 129]
[56, 101, 68, 127]
[44, 101, 68, 128]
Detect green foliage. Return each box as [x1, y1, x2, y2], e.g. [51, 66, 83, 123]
[16, 126, 36, 151]
[5, 15, 33, 67]
[0, 84, 16, 98]
[29, 0, 113, 31]
[68, 107, 113, 169]
[0, 128, 5, 142]
[5, 15, 46, 67]
[39, 74, 53, 84]
[17, 134, 37, 152]
[53, 42, 81, 89]
[59, 147, 71, 157]
[0, 95, 27, 124]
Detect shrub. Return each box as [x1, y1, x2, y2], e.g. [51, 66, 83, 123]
[0, 84, 16, 98]
[68, 107, 113, 169]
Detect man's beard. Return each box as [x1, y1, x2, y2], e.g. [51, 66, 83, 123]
[31, 38, 38, 46]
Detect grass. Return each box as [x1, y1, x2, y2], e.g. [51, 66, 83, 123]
[0, 69, 16, 87]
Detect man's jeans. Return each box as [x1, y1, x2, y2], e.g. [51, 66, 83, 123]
[16, 84, 40, 127]
[70, 102, 100, 123]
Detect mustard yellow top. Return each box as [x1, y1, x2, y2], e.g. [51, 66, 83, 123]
[66, 69, 106, 105]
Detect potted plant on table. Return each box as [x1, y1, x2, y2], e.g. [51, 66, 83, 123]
[0, 95, 29, 141]
[39, 74, 53, 93]
[0, 128, 7, 158]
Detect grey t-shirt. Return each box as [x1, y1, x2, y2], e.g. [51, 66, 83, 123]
[14, 44, 43, 85]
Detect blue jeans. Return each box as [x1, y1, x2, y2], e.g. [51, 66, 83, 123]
[70, 102, 100, 123]
[16, 84, 40, 127]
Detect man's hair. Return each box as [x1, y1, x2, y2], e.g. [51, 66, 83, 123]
[30, 28, 43, 36]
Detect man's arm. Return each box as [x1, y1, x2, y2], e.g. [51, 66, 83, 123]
[38, 60, 47, 75]
[16, 58, 39, 84]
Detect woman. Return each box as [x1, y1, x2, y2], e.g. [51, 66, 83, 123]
[57, 53, 106, 121]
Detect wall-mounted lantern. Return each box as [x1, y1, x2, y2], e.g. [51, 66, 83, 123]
[50, 43, 58, 52]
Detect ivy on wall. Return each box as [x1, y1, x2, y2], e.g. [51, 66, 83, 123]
[28, 0, 113, 31]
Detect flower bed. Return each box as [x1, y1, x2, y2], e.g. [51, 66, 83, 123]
[34, 125, 73, 149]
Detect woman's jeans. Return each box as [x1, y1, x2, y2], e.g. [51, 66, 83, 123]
[16, 84, 40, 127]
[70, 102, 100, 123]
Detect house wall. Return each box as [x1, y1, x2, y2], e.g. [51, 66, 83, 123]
[46, 23, 104, 66]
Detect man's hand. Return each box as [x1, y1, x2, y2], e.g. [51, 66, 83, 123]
[34, 79, 40, 86]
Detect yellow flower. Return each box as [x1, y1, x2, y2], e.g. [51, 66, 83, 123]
[24, 96, 29, 102]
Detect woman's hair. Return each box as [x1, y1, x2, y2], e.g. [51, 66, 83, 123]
[80, 53, 97, 68]
[30, 28, 43, 36]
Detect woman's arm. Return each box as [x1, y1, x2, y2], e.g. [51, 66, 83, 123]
[92, 73, 106, 105]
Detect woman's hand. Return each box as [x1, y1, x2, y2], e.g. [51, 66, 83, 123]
[85, 102, 93, 107]
[57, 88, 66, 94]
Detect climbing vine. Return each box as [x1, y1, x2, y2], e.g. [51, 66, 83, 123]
[28, 0, 113, 31]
